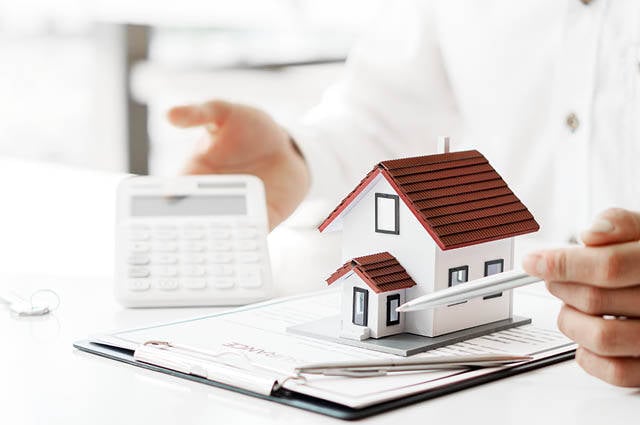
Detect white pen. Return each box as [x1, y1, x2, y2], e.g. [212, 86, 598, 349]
[295, 354, 533, 377]
[396, 270, 541, 312]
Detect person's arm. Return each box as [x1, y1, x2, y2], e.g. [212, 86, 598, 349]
[523, 208, 640, 387]
[168, 0, 460, 227]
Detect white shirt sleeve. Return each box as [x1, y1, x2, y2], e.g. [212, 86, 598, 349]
[289, 0, 462, 210]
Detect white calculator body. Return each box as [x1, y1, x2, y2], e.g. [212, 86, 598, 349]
[115, 175, 273, 307]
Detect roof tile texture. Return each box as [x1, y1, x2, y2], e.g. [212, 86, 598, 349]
[326, 252, 417, 293]
[319, 150, 539, 249]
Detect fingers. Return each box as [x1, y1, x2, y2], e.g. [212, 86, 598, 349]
[522, 242, 640, 288]
[581, 208, 640, 247]
[547, 281, 640, 317]
[557, 304, 640, 356]
[575, 347, 640, 387]
[168, 100, 233, 129]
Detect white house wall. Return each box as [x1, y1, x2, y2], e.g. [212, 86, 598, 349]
[340, 273, 406, 339]
[430, 237, 514, 335]
[341, 175, 437, 335]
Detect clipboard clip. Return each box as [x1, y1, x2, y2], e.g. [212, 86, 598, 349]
[134, 340, 305, 395]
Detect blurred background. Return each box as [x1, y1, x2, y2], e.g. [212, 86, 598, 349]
[0, 0, 379, 175]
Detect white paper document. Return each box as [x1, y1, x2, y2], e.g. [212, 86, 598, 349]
[95, 290, 575, 408]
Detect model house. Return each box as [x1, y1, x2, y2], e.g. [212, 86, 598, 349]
[319, 144, 539, 340]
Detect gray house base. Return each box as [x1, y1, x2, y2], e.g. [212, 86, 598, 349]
[287, 315, 532, 357]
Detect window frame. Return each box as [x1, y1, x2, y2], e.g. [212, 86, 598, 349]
[448, 265, 469, 287]
[386, 294, 401, 326]
[374, 193, 400, 235]
[352, 287, 369, 326]
[483, 259, 505, 300]
[484, 259, 505, 277]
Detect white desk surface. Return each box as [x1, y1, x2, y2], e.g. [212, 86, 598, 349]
[0, 157, 637, 424]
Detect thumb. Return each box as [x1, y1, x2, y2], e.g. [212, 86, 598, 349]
[580, 208, 640, 246]
[167, 100, 233, 129]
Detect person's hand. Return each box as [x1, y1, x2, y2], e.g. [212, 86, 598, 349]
[167, 100, 310, 229]
[522, 208, 640, 387]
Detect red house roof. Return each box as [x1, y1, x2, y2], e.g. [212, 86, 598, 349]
[318, 150, 539, 250]
[327, 252, 417, 294]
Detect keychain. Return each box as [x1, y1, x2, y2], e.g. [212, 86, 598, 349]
[0, 289, 60, 316]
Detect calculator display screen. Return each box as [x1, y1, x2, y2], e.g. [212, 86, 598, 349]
[131, 195, 247, 216]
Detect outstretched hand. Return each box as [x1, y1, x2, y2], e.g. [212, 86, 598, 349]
[523, 208, 640, 387]
[168, 100, 310, 229]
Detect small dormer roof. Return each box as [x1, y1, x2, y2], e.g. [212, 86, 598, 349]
[327, 252, 417, 293]
[318, 150, 539, 250]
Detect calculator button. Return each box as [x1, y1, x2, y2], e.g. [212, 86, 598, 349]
[184, 278, 206, 289]
[208, 277, 235, 289]
[181, 254, 205, 264]
[128, 267, 150, 278]
[207, 253, 233, 264]
[127, 279, 150, 291]
[209, 241, 232, 251]
[129, 242, 150, 253]
[154, 224, 177, 231]
[238, 275, 262, 288]
[209, 222, 232, 228]
[155, 279, 179, 291]
[236, 253, 261, 263]
[129, 230, 150, 241]
[129, 224, 150, 231]
[234, 219, 258, 228]
[153, 242, 178, 252]
[184, 222, 205, 229]
[128, 255, 150, 265]
[181, 266, 205, 277]
[153, 230, 177, 240]
[235, 229, 257, 239]
[182, 230, 205, 240]
[233, 241, 258, 251]
[151, 254, 178, 264]
[155, 266, 178, 277]
[182, 242, 206, 252]
[207, 265, 233, 276]
[210, 230, 231, 240]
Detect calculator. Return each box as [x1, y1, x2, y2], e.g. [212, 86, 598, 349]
[115, 175, 274, 307]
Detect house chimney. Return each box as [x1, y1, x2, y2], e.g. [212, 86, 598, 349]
[438, 136, 451, 154]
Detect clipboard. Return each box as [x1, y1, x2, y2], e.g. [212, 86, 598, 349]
[73, 339, 574, 420]
[73, 290, 576, 420]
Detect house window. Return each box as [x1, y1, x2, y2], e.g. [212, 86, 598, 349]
[484, 259, 504, 276]
[375, 193, 399, 235]
[483, 259, 504, 300]
[386, 294, 401, 326]
[448, 266, 469, 287]
[352, 287, 369, 326]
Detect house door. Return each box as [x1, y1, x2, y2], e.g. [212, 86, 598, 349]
[352, 287, 369, 326]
